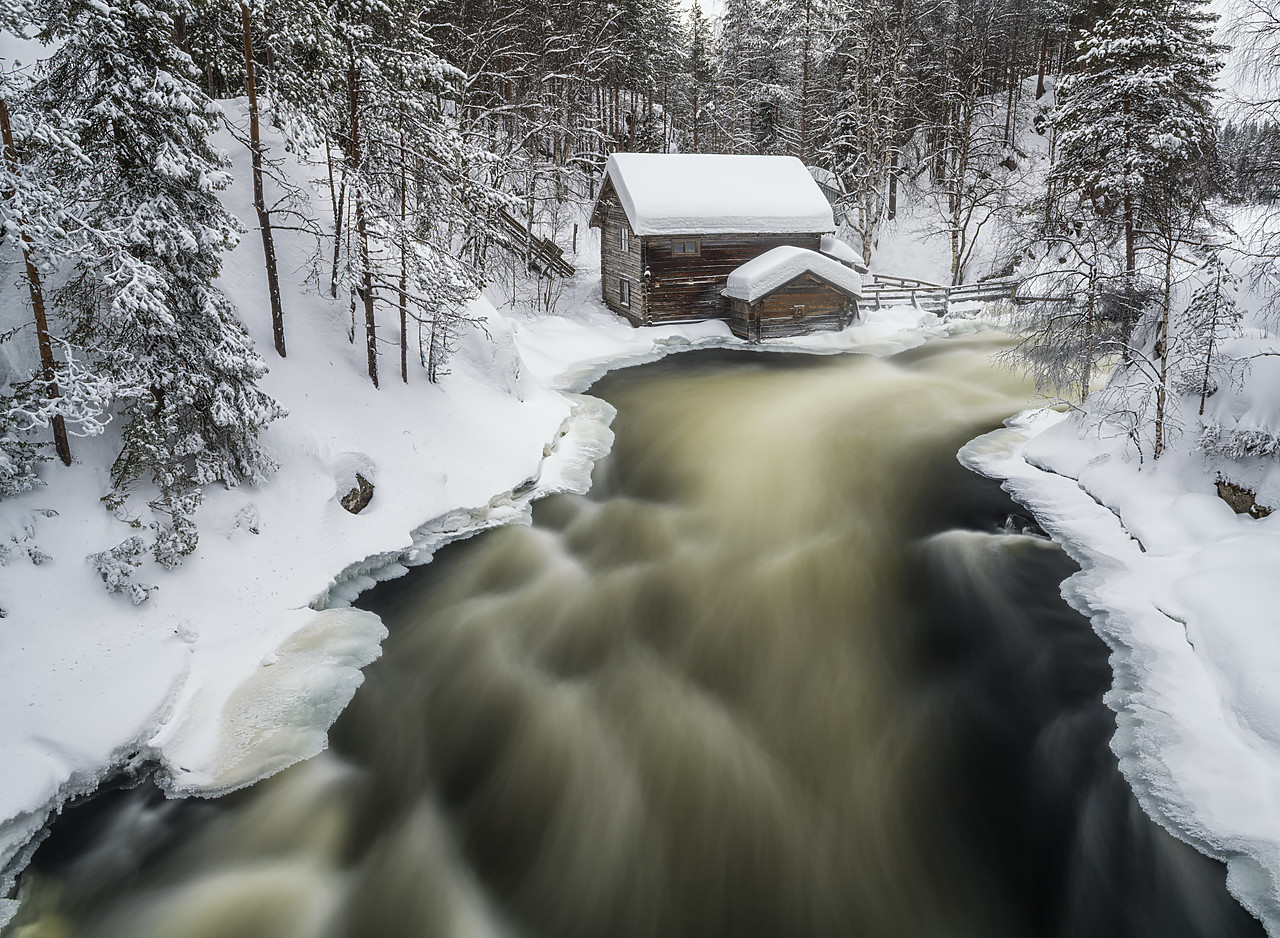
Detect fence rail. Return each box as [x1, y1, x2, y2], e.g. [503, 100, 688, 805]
[862, 274, 1020, 316]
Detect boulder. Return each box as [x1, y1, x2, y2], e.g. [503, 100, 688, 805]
[1215, 479, 1272, 519]
[341, 473, 374, 514]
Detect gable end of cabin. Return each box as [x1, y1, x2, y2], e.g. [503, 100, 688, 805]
[592, 177, 645, 324]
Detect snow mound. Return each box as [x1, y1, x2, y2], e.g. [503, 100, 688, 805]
[598, 153, 835, 236]
[723, 246, 863, 304]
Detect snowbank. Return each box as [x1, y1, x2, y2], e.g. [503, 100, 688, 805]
[723, 245, 863, 304]
[963, 409, 1280, 935]
[597, 153, 835, 236]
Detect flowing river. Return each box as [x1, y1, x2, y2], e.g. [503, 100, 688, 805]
[5, 337, 1266, 938]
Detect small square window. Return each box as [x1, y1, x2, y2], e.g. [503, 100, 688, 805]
[620, 278, 631, 307]
[621, 227, 630, 252]
[671, 239, 700, 256]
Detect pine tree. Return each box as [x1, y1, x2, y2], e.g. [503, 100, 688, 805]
[37, 0, 284, 565]
[323, 0, 496, 385]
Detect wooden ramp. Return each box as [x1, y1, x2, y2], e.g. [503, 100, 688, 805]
[493, 208, 575, 278]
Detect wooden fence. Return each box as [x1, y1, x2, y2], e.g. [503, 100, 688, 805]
[861, 274, 1020, 317]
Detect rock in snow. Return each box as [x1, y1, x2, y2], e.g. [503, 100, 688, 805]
[340, 474, 374, 514]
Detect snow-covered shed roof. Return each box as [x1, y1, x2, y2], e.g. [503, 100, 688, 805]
[820, 234, 867, 271]
[723, 246, 863, 304]
[594, 153, 836, 236]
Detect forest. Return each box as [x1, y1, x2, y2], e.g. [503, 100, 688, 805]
[1, 0, 1279, 568]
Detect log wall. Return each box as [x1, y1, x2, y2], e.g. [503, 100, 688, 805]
[727, 273, 858, 342]
[595, 180, 644, 323]
[644, 232, 823, 324]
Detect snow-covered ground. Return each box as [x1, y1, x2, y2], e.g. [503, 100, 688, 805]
[0, 103, 952, 928]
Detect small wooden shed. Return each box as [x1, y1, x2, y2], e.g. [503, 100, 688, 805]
[722, 246, 863, 342]
[589, 153, 836, 326]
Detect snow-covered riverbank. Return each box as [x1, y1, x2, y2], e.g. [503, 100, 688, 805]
[964, 408, 1280, 936]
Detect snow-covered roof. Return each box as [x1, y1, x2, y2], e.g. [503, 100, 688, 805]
[597, 153, 835, 236]
[820, 235, 866, 271]
[723, 246, 863, 304]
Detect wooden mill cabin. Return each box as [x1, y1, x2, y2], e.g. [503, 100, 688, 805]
[722, 246, 862, 342]
[589, 153, 842, 327]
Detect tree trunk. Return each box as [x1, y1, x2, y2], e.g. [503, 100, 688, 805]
[888, 150, 898, 221]
[1122, 91, 1137, 362]
[1123, 192, 1137, 359]
[1004, 60, 1016, 144]
[1154, 240, 1173, 458]
[347, 42, 378, 388]
[241, 3, 285, 358]
[1199, 268, 1220, 416]
[800, 0, 812, 160]
[692, 86, 700, 152]
[324, 135, 338, 237]
[330, 163, 347, 299]
[1035, 27, 1050, 99]
[1082, 267, 1097, 403]
[0, 97, 70, 466]
[399, 128, 409, 384]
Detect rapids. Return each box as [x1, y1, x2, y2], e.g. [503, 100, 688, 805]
[4, 337, 1264, 938]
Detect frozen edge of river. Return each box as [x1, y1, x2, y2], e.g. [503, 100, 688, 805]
[0, 394, 617, 932]
[961, 409, 1280, 938]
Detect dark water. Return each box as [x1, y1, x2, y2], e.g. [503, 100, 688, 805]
[6, 341, 1264, 938]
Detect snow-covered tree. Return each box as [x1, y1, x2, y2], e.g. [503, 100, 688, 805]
[1176, 253, 1243, 418]
[816, 0, 916, 259]
[682, 1, 716, 152]
[1050, 0, 1223, 337]
[319, 0, 498, 386]
[0, 0, 133, 490]
[36, 0, 284, 564]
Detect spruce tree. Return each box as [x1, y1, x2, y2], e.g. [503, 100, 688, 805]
[37, 0, 284, 565]
[1050, 0, 1223, 336]
[1, 0, 124, 491]
[684, 1, 715, 152]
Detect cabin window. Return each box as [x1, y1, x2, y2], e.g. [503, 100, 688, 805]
[791, 305, 806, 320]
[620, 278, 631, 307]
[671, 239, 700, 256]
[620, 227, 630, 252]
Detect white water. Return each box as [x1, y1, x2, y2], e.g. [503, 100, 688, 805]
[5, 340, 1262, 938]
